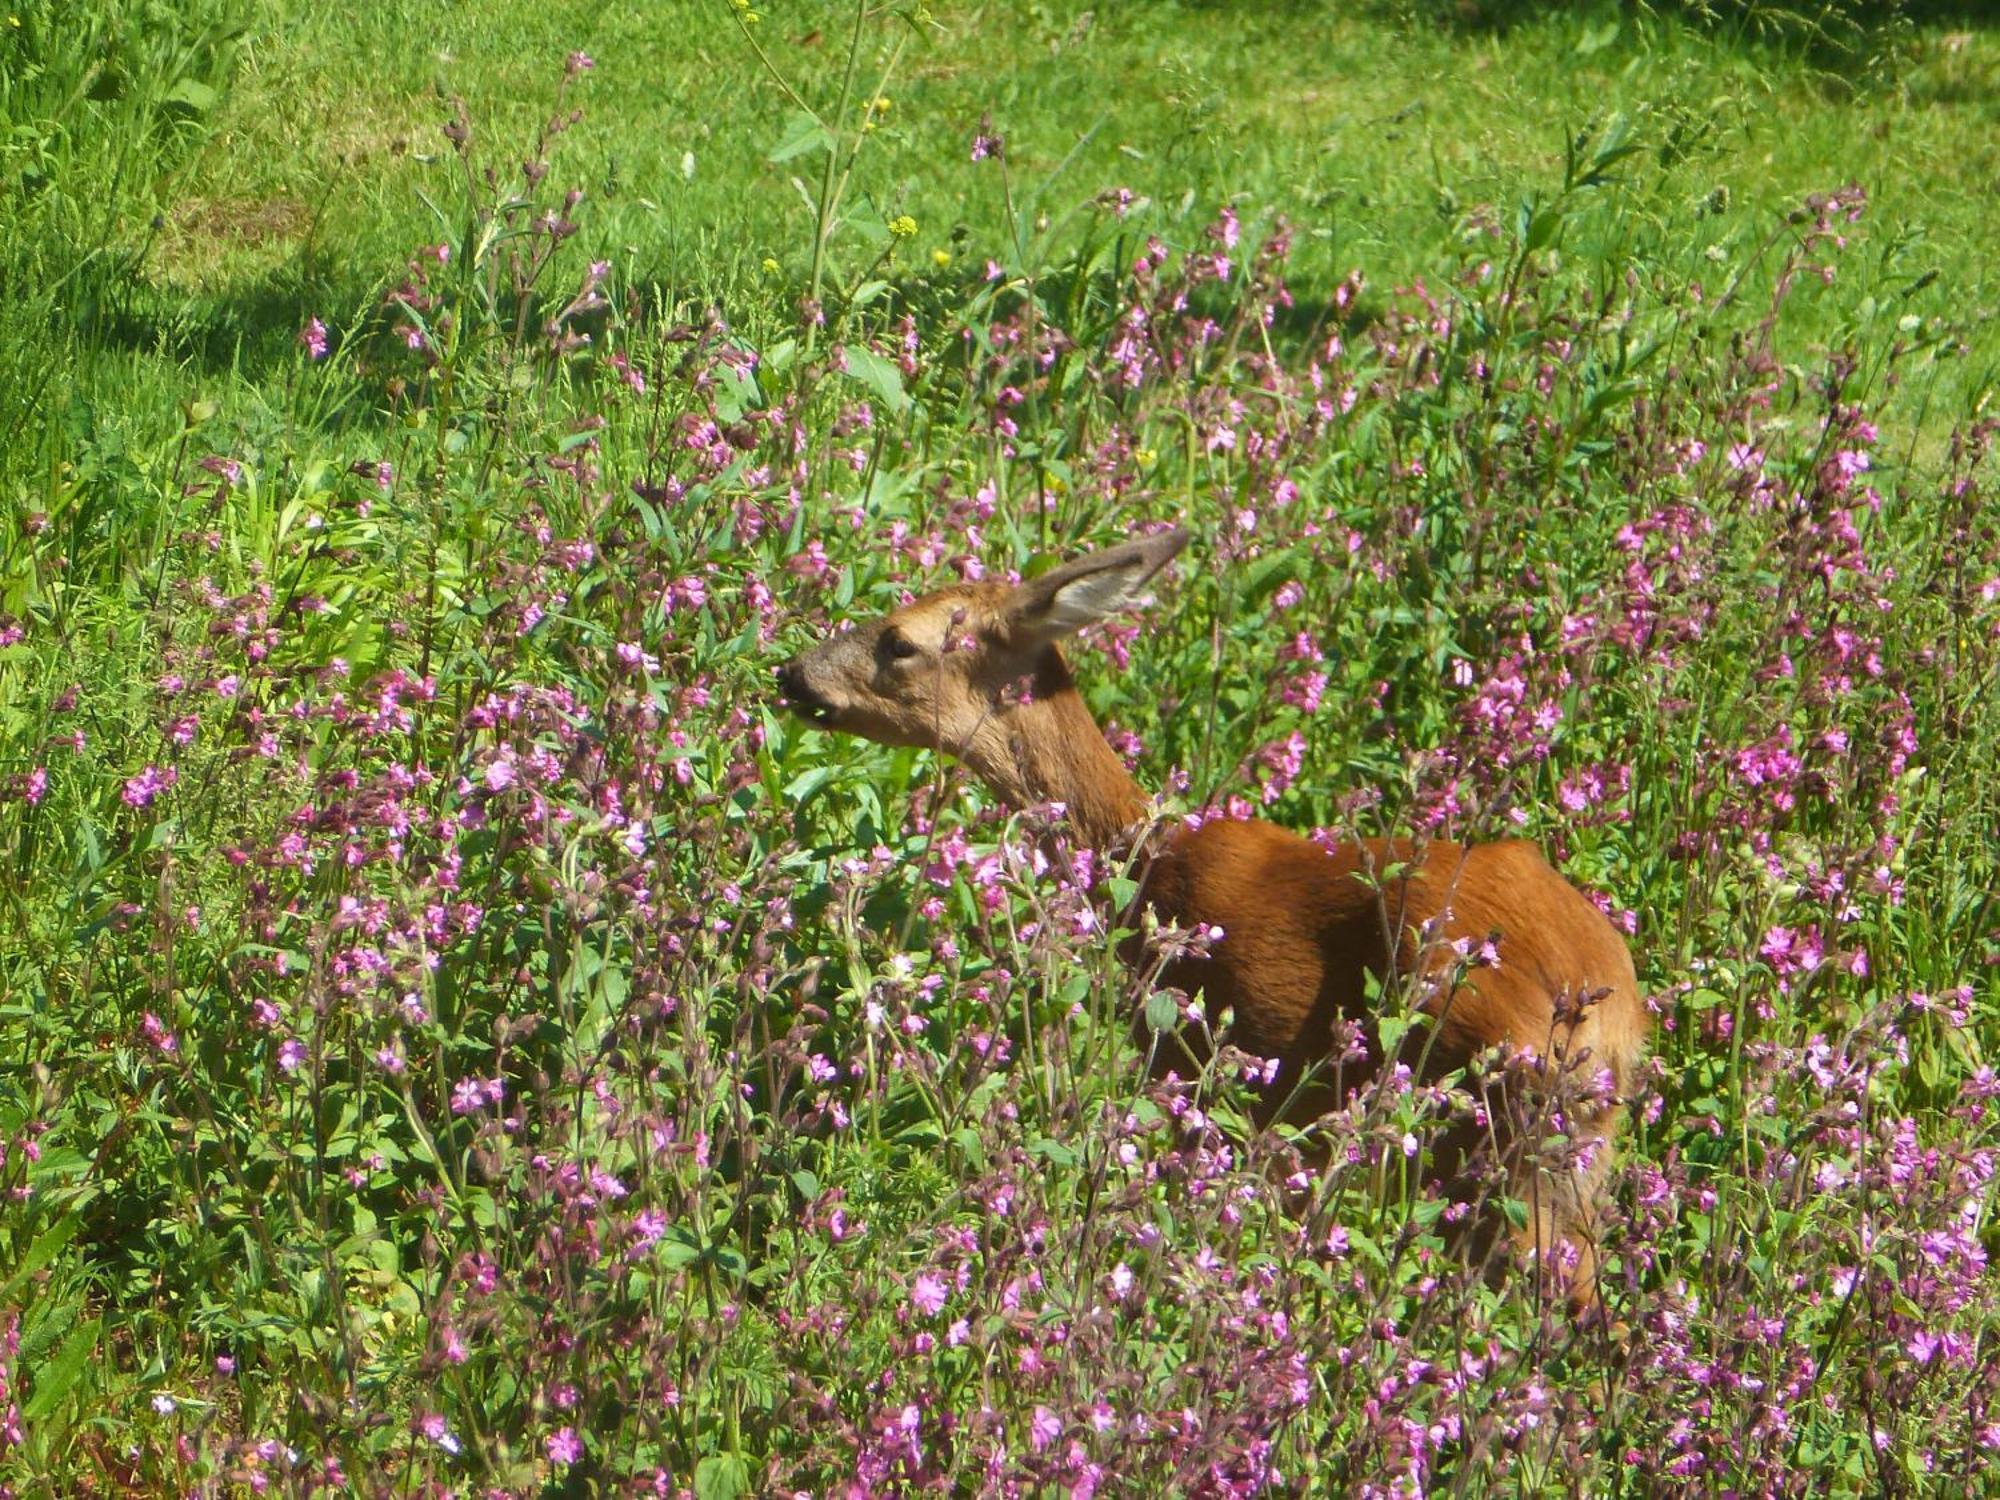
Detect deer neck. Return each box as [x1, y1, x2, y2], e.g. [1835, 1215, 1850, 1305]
[961, 647, 1150, 848]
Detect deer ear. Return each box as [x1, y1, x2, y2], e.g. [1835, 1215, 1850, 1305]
[1006, 527, 1188, 643]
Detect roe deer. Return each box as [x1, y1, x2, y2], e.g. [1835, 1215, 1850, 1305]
[775, 526, 1646, 1308]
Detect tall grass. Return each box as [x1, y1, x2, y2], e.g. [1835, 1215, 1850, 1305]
[1, 3, 1997, 1495]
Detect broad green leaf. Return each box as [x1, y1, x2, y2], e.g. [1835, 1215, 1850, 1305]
[767, 111, 832, 164]
[695, 1455, 750, 1500]
[839, 346, 911, 416]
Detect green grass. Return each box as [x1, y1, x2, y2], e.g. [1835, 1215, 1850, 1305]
[3, 1, 1999, 1491]
[11, 1, 1999, 466]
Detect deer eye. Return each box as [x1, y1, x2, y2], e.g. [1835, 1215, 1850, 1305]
[882, 631, 923, 663]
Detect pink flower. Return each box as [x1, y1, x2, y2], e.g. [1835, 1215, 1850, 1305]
[450, 1076, 506, 1115]
[122, 765, 178, 809]
[911, 1273, 948, 1317]
[1760, 924, 1823, 982]
[547, 1427, 582, 1465]
[615, 641, 659, 674]
[298, 319, 329, 359]
[141, 1012, 177, 1056]
[1030, 1405, 1061, 1453]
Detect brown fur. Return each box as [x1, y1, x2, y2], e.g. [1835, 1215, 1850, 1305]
[776, 529, 1647, 1308]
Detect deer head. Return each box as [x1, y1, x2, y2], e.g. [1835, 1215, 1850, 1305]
[775, 527, 1188, 842]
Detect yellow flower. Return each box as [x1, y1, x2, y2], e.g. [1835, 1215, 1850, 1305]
[761, 257, 781, 275]
[931, 249, 951, 268]
[872, 96, 892, 114]
[888, 215, 918, 239]
[1135, 448, 1157, 467]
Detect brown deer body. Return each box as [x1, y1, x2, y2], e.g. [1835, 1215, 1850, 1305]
[776, 528, 1646, 1307]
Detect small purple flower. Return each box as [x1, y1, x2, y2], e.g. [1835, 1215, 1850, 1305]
[299, 318, 329, 359]
[615, 640, 659, 674]
[547, 1426, 582, 1465]
[630, 1209, 667, 1255]
[141, 1012, 177, 1056]
[122, 765, 177, 808]
[911, 1273, 948, 1317]
[1030, 1405, 1061, 1453]
[451, 1076, 505, 1115]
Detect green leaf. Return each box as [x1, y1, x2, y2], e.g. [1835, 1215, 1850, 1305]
[661, 1228, 704, 1270]
[1522, 205, 1563, 253]
[1573, 20, 1619, 55]
[695, 1454, 751, 1500]
[23, 1317, 98, 1423]
[839, 346, 911, 416]
[0, 1215, 80, 1307]
[713, 346, 764, 422]
[1030, 1136, 1079, 1169]
[767, 110, 832, 164]
[783, 765, 837, 807]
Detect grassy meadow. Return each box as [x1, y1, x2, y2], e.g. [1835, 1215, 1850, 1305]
[2, 0, 1999, 1493]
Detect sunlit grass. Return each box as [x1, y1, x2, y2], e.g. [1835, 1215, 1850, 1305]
[1, 1, 1996, 1492]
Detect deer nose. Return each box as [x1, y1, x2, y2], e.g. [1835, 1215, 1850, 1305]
[774, 660, 834, 725]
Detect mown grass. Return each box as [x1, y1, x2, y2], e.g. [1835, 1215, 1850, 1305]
[2, 1, 1998, 1494]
